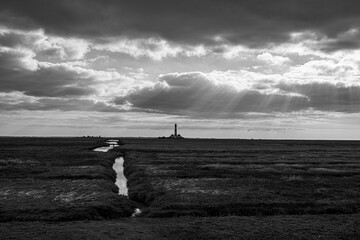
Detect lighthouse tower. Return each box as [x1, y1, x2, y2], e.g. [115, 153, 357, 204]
[168, 123, 183, 138]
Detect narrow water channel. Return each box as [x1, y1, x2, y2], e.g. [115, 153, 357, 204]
[93, 140, 127, 195]
[113, 157, 127, 195]
[93, 140, 119, 152]
[93, 140, 141, 216]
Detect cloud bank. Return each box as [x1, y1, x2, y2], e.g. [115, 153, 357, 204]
[2, 0, 360, 51]
[115, 71, 360, 117]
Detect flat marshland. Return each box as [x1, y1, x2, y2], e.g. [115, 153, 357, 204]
[120, 138, 360, 217]
[0, 137, 359, 239]
[0, 137, 134, 221]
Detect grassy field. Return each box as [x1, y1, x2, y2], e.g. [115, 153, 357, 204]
[117, 138, 360, 217]
[0, 137, 134, 221]
[1, 214, 360, 240]
[1, 137, 360, 239]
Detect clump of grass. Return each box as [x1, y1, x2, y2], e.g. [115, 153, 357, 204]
[0, 159, 40, 166]
[283, 175, 304, 181]
[309, 168, 343, 173]
[122, 151, 165, 206]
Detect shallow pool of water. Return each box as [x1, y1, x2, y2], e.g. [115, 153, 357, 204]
[93, 146, 114, 152]
[93, 140, 119, 152]
[113, 157, 128, 196]
[131, 208, 142, 217]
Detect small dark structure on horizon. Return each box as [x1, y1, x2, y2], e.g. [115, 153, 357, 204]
[159, 124, 184, 139]
[169, 123, 183, 138]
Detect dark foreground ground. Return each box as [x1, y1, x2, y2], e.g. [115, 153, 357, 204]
[0, 137, 360, 239]
[1, 214, 360, 240]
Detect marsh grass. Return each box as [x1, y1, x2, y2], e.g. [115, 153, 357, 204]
[1, 137, 360, 220]
[117, 138, 360, 217]
[0, 137, 135, 221]
[283, 175, 304, 181]
[1, 137, 359, 239]
[0, 214, 359, 240]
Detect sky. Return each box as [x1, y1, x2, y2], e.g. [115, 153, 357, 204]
[1, 0, 360, 139]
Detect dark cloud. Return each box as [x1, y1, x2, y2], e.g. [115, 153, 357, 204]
[115, 72, 309, 117]
[0, 97, 121, 112]
[0, 30, 35, 48]
[1, 0, 360, 49]
[277, 82, 360, 112]
[0, 32, 96, 98]
[320, 41, 360, 52]
[115, 72, 360, 117]
[0, 62, 96, 97]
[0, 26, 98, 98]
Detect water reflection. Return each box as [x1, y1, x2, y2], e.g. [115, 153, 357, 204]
[93, 140, 141, 216]
[113, 157, 128, 196]
[93, 146, 114, 152]
[93, 140, 119, 152]
[93, 140, 128, 195]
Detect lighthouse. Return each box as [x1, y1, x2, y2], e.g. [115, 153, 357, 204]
[166, 123, 184, 138]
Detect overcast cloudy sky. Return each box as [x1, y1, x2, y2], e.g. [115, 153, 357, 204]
[1, 0, 360, 139]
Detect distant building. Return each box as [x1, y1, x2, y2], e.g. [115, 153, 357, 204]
[168, 124, 184, 138]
